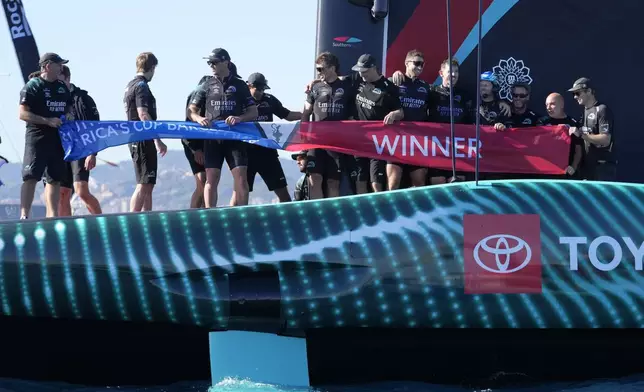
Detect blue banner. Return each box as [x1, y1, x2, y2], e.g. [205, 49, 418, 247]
[58, 120, 292, 161]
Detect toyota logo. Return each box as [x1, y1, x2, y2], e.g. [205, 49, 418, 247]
[473, 234, 532, 274]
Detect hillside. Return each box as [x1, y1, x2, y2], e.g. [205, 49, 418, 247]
[0, 150, 304, 214]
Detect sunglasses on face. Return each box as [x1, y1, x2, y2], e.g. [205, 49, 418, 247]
[408, 60, 424, 67]
[512, 93, 529, 99]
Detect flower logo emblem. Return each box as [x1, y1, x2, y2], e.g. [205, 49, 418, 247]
[492, 57, 533, 101]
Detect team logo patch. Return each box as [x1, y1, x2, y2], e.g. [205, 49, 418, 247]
[492, 57, 533, 102]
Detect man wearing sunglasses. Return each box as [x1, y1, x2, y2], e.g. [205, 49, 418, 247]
[489, 82, 543, 180]
[567, 77, 616, 181]
[385, 50, 431, 190]
[494, 82, 541, 131]
[301, 51, 356, 200]
[188, 48, 258, 208]
[183, 61, 241, 209]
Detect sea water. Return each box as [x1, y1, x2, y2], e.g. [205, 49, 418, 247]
[1, 376, 644, 392]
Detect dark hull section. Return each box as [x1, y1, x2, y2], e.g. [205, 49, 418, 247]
[307, 328, 644, 388]
[0, 315, 211, 386]
[1, 180, 644, 386]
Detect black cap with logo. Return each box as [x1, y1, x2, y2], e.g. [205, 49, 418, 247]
[247, 72, 270, 89]
[203, 48, 231, 62]
[568, 77, 593, 92]
[351, 54, 377, 72]
[39, 52, 68, 66]
[291, 150, 308, 160]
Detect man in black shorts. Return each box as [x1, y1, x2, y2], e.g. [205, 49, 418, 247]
[18, 52, 74, 219]
[43, 65, 103, 216]
[237, 72, 302, 204]
[425, 58, 475, 184]
[385, 49, 431, 190]
[301, 52, 356, 199]
[188, 48, 258, 207]
[183, 75, 211, 208]
[567, 77, 616, 181]
[124, 52, 167, 212]
[537, 92, 584, 179]
[183, 62, 241, 209]
[351, 53, 404, 193]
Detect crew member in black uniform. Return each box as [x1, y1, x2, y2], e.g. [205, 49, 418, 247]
[237, 72, 302, 204]
[426, 58, 475, 184]
[490, 82, 542, 180]
[478, 71, 511, 126]
[385, 50, 430, 190]
[183, 75, 211, 209]
[189, 48, 258, 208]
[301, 51, 356, 200]
[124, 52, 167, 213]
[537, 92, 584, 179]
[183, 62, 241, 209]
[352, 53, 404, 193]
[292, 150, 311, 201]
[44, 64, 103, 216]
[494, 82, 541, 130]
[18, 52, 74, 219]
[567, 77, 616, 181]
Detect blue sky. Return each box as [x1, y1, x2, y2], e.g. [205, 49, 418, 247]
[0, 0, 317, 165]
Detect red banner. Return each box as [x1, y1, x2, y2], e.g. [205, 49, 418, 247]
[284, 121, 571, 174]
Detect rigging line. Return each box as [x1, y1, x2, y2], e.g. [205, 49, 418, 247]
[475, 0, 483, 185]
[445, 0, 457, 183]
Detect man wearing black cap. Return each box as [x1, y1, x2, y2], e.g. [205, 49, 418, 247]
[292, 150, 312, 201]
[234, 72, 301, 204]
[182, 62, 242, 209]
[567, 77, 617, 181]
[301, 51, 357, 200]
[43, 64, 103, 216]
[18, 52, 74, 219]
[351, 53, 404, 193]
[188, 48, 258, 208]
